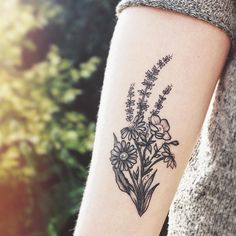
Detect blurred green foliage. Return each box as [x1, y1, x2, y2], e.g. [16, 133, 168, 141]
[0, 0, 119, 235]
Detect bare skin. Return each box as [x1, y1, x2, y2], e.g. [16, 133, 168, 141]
[74, 6, 230, 236]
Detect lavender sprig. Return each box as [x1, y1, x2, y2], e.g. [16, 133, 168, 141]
[151, 84, 173, 115]
[125, 83, 135, 122]
[137, 55, 173, 117]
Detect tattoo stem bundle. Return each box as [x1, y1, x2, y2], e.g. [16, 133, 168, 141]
[110, 55, 179, 216]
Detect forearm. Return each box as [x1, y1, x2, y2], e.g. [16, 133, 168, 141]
[74, 7, 230, 236]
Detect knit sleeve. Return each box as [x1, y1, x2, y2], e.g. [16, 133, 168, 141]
[115, 0, 235, 40]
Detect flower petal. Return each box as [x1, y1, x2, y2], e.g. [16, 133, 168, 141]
[121, 128, 128, 139]
[133, 115, 140, 123]
[114, 146, 120, 153]
[127, 146, 136, 154]
[162, 152, 170, 157]
[163, 132, 171, 140]
[161, 119, 170, 131]
[111, 159, 118, 165]
[127, 161, 133, 168]
[111, 150, 119, 156]
[114, 162, 120, 169]
[123, 163, 128, 171]
[155, 132, 164, 139]
[121, 140, 126, 149]
[150, 115, 161, 125]
[116, 142, 122, 151]
[129, 158, 137, 164]
[119, 162, 124, 171]
[173, 161, 177, 168]
[128, 132, 132, 141]
[163, 157, 171, 163]
[149, 123, 158, 132]
[132, 130, 139, 139]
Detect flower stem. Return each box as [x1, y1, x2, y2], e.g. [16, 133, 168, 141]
[133, 139, 146, 214]
[150, 142, 165, 162]
[134, 139, 144, 183]
[143, 134, 154, 159]
[146, 157, 164, 172]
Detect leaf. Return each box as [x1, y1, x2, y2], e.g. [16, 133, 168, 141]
[143, 183, 160, 214]
[113, 133, 118, 145]
[138, 142, 146, 146]
[147, 144, 152, 153]
[143, 170, 157, 192]
[143, 159, 151, 167]
[154, 143, 158, 151]
[143, 167, 153, 176]
[113, 167, 134, 194]
[129, 190, 137, 205]
[139, 133, 146, 141]
[153, 153, 161, 159]
[163, 143, 170, 152]
[133, 167, 139, 180]
[149, 139, 156, 144]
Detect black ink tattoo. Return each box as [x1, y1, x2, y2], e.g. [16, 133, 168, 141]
[110, 55, 179, 216]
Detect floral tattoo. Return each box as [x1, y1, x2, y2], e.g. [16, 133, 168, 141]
[110, 54, 179, 216]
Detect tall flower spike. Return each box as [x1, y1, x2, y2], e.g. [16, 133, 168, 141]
[125, 83, 136, 122]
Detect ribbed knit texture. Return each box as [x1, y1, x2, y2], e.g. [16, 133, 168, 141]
[116, 1, 236, 235]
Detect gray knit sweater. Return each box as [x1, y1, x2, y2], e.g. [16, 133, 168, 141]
[115, 1, 236, 235]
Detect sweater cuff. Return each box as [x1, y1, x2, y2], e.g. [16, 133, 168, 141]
[115, 0, 235, 40]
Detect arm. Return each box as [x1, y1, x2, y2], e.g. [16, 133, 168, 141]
[74, 6, 230, 236]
